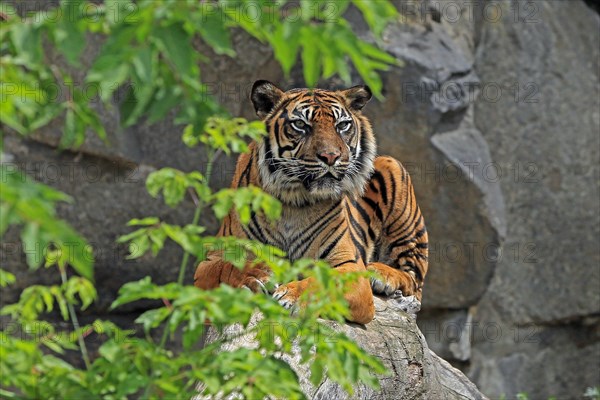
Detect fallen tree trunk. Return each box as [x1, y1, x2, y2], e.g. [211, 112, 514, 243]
[197, 296, 488, 399]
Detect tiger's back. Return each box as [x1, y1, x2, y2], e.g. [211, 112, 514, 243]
[194, 81, 428, 323]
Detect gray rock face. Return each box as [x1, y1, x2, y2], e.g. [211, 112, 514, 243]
[466, 1, 600, 398]
[472, 0, 600, 325]
[367, 12, 503, 310]
[197, 296, 488, 400]
[1, 135, 197, 312]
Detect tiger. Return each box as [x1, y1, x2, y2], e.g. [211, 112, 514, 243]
[194, 80, 428, 324]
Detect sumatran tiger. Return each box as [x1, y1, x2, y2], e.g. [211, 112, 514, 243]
[194, 80, 428, 324]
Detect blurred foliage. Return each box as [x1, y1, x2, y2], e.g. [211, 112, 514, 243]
[0, 165, 93, 279]
[0, 0, 399, 398]
[0, 0, 397, 145]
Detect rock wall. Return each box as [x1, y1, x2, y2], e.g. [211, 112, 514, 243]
[468, 1, 600, 397]
[2, 0, 599, 398]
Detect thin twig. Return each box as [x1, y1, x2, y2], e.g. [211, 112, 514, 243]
[60, 266, 91, 370]
[143, 149, 221, 398]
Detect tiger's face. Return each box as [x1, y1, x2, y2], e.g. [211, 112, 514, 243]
[251, 80, 376, 206]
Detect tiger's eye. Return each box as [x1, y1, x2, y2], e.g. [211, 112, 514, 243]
[291, 120, 307, 131]
[337, 121, 351, 132]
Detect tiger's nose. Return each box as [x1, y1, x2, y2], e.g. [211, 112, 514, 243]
[317, 151, 341, 166]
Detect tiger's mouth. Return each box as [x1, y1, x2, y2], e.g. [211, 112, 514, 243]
[301, 168, 345, 188]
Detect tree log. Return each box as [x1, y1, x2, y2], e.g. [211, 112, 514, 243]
[196, 296, 488, 399]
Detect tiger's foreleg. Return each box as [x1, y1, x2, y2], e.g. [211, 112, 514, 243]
[273, 262, 375, 325]
[194, 252, 273, 293]
[366, 156, 429, 301]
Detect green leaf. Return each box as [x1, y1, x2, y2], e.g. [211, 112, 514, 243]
[212, 193, 234, 220]
[127, 234, 150, 259]
[300, 27, 321, 86]
[54, 1, 86, 66]
[62, 277, 97, 310]
[145, 86, 181, 124]
[20, 223, 42, 269]
[135, 307, 171, 333]
[155, 25, 194, 77]
[60, 107, 77, 149]
[0, 269, 16, 287]
[352, 0, 397, 37]
[127, 217, 160, 226]
[132, 47, 154, 82]
[0, 206, 14, 234]
[197, 13, 236, 57]
[269, 20, 301, 76]
[111, 277, 181, 309]
[121, 47, 157, 126]
[98, 339, 120, 363]
[50, 286, 69, 320]
[183, 309, 206, 350]
[10, 24, 43, 65]
[145, 168, 206, 208]
[309, 359, 325, 386]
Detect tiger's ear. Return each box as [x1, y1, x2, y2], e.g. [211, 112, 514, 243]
[251, 80, 285, 119]
[340, 85, 372, 111]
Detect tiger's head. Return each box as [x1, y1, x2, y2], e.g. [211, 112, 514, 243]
[251, 80, 376, 207]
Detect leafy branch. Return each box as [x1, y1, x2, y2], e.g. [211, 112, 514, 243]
[0, 0, 400, 398]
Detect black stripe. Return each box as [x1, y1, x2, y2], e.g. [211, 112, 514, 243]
[263, 138, 277, 174]
[401, 163, 407, 182]
[279, 144, 296, 153]
[401, 261, 424, 283]
[388, 169, 397, 221]
[319, 227, 348, 259]
[332, 259, 356, 268]
[368, 181, 378, 193]
[346, 204, 367, 244]
[241, 225, 255, 241]
[352, 200, 372, 225]
[387, 195, 416, 236]
[356, 126, 368, 171]
[238, 155, 253, 187]
[372, 171, 387, 205]
[363, 197, 383, 221]
[247, 223, 267, 243]
[274, 120, 296, 157]
[290, 202, 341, 255]
[350, 231, 367, 261]
[389, 226, 427, 249]
[289, 202, 340, 244]
[249, 212, 269, 243]
[389, 209, 422, 240]
[367, 226, 377, 241]
[395, 247, 417, 260]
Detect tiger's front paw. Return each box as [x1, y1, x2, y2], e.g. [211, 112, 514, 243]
[241, 267, 277, 294]
[370, 275, 403, 296]
[368, 262, 418, 297]
[272, 281, 305, 310]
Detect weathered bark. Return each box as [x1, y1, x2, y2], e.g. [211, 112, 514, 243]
[196, 296, 487, 400]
